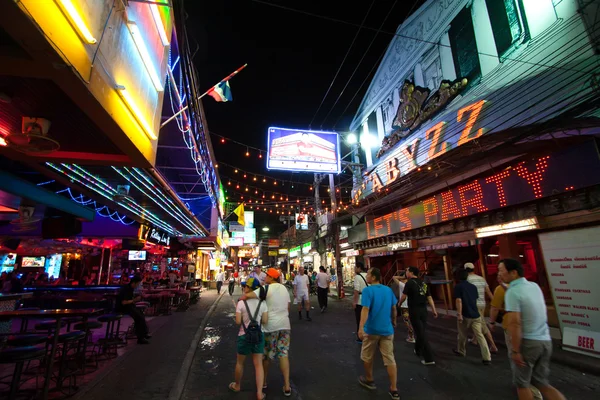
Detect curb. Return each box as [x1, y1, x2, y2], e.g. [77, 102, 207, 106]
[167, 290, 225, 400]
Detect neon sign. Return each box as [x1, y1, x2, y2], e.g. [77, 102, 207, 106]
[355, 99, 487, 201]
[348, 142, 600, 243]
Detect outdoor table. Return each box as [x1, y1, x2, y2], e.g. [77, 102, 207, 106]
[0, 308, 104, 399]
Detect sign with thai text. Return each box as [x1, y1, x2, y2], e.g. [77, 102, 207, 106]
[540, 226, 600, 358]
[348, 142, 600, 243]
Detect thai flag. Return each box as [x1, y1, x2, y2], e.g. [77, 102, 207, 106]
[207, 81, 233, 102]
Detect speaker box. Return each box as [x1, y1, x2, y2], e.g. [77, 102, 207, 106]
[42, 217, 82, 239]
[0, 238, 21, 251]
[121, 239, 145, 250]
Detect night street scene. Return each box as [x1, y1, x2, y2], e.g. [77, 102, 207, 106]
[0, 0, 599, 399]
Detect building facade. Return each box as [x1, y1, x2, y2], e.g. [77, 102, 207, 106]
[347, 0, 600, 358]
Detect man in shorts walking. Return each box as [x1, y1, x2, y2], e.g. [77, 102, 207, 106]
[358, 268, 399, 400]
[242, 268, 293, 397]
[293, 266, 311, 321]
[499, 258, 566, 400]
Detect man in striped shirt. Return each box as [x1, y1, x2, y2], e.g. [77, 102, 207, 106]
[464, 263, 498, 353]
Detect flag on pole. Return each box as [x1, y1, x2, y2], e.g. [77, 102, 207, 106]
[233, 203, 245, 226]
[207, 81, 233, 102]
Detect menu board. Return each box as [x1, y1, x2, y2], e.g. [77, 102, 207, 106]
[540, 227, 600, 358]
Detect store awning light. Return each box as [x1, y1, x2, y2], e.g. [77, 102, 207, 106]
[150, 3, 170, 46]
[116, 85, 157, 140]
[475, 217, 540, 238]
[126, 21, 164, 91]
[56, 0, 97, 44]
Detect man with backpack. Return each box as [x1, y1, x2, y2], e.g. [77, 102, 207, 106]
[229, 277, 268, 400]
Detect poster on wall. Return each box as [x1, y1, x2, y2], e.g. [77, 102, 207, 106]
[267, 127, 341, 173]
[295, 213, 309, 230]
[539, 226, 600, 358]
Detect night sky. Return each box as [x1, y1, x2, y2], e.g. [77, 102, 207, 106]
[185, 0, 425, 233]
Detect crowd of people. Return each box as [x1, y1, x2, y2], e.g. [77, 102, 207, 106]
[223, 258, 565, 400]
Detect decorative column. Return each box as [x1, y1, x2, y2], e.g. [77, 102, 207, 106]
[439, 30, 457, 81]
[414, 62, 425, 87]
[471, 0, 499, 76]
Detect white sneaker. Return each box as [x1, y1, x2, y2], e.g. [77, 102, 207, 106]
[421, 360, 436, 366]
[406, 337, 416, 343]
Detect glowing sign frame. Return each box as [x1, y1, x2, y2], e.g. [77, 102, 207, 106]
[348, 142, 600, 243]
[267, 127, 341, 173]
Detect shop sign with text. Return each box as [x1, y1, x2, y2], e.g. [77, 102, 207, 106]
[387, 240, 416, 251]
[355, 100, 490, 201]
[349, 142, 600, 243]
[139, 225, 171, 246]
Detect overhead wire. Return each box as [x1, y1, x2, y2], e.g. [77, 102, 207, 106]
[307, 0, 377, 129]
[320, 0, 399, 128]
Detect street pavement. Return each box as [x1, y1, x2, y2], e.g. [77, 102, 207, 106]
[181, 286, 599, 400]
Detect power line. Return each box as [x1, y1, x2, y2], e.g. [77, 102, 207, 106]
[252, 0, 590, 75]
[320, 0, 399, 128]
[307, 0, 376, 129]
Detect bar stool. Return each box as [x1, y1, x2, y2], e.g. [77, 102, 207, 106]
[73, 321, 103, 372]
[96, 314, 123, 358]
[0, 346, 46, 400]
[34, 320, 66, 334]
[63, 317, 83, 332]
[17, 307, 40, 332]
[54, 331, 86, 394]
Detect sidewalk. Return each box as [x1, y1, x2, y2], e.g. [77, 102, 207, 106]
[71, 289, 223, 400]
[426, 307, 600, 376]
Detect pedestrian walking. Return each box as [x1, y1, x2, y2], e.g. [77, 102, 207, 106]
[489, 275, 543, 399]
[357, 268, 399, 400]
[499, 258, 566, 400]
[452, 269, 492, 364]
[242, 268, 292, 397]
[464, 262, 499, 353]
[228, 272, 236, 296]
[353, 262, 368, 343]
[229, 277, 268, 400]
[293, 266, 311, 321]
[391, 271, 415, 343]
[400, 266, 438, 365]
[216, 270, 225, 294]
[316, 266, 331, 312]
[240, 270, 248, 287]
[249, 265, 267, 286]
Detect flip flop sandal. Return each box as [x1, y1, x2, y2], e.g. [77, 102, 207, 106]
[389, 390, 400, 399]
[228, 382, 240, 393]
[283, 386, 292, 397]
[358, 376, 376, 390]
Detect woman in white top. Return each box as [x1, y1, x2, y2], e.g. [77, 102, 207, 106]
[392, 271, 415, 343]
[315, 266, 331, 312]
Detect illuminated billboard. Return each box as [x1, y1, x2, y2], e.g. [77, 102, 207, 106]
[267, 127, 341, 173]
[295, 213, 309, 230]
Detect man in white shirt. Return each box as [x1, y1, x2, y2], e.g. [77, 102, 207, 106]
[216, 270, 225, 294]
[353, 262, 368, 343]
[465, 262, 499, 353]
[241, 268, 293, 397]
[316, 266, 331, 313]
[293, 266, 311, 321]
[249, 265, 267, 286]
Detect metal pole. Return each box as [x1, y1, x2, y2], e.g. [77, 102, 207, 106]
[105, 248, 113, 285]
[329, 174, 342, 298]
[97, 248, 105, 285]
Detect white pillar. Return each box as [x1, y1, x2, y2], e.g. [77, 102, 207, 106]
[414, 62, 425, 87]
[375, 107, 385, 141]
[361, 121, 373, 167]
[471, 0, 499, 76]
[439, 31, 457, 81]
[521, 0, 557, 38]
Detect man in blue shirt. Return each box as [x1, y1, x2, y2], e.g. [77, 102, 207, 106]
[499, 258, 565, 400]
[357, 268, 399, 400]
[453, 269, 491, 364]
